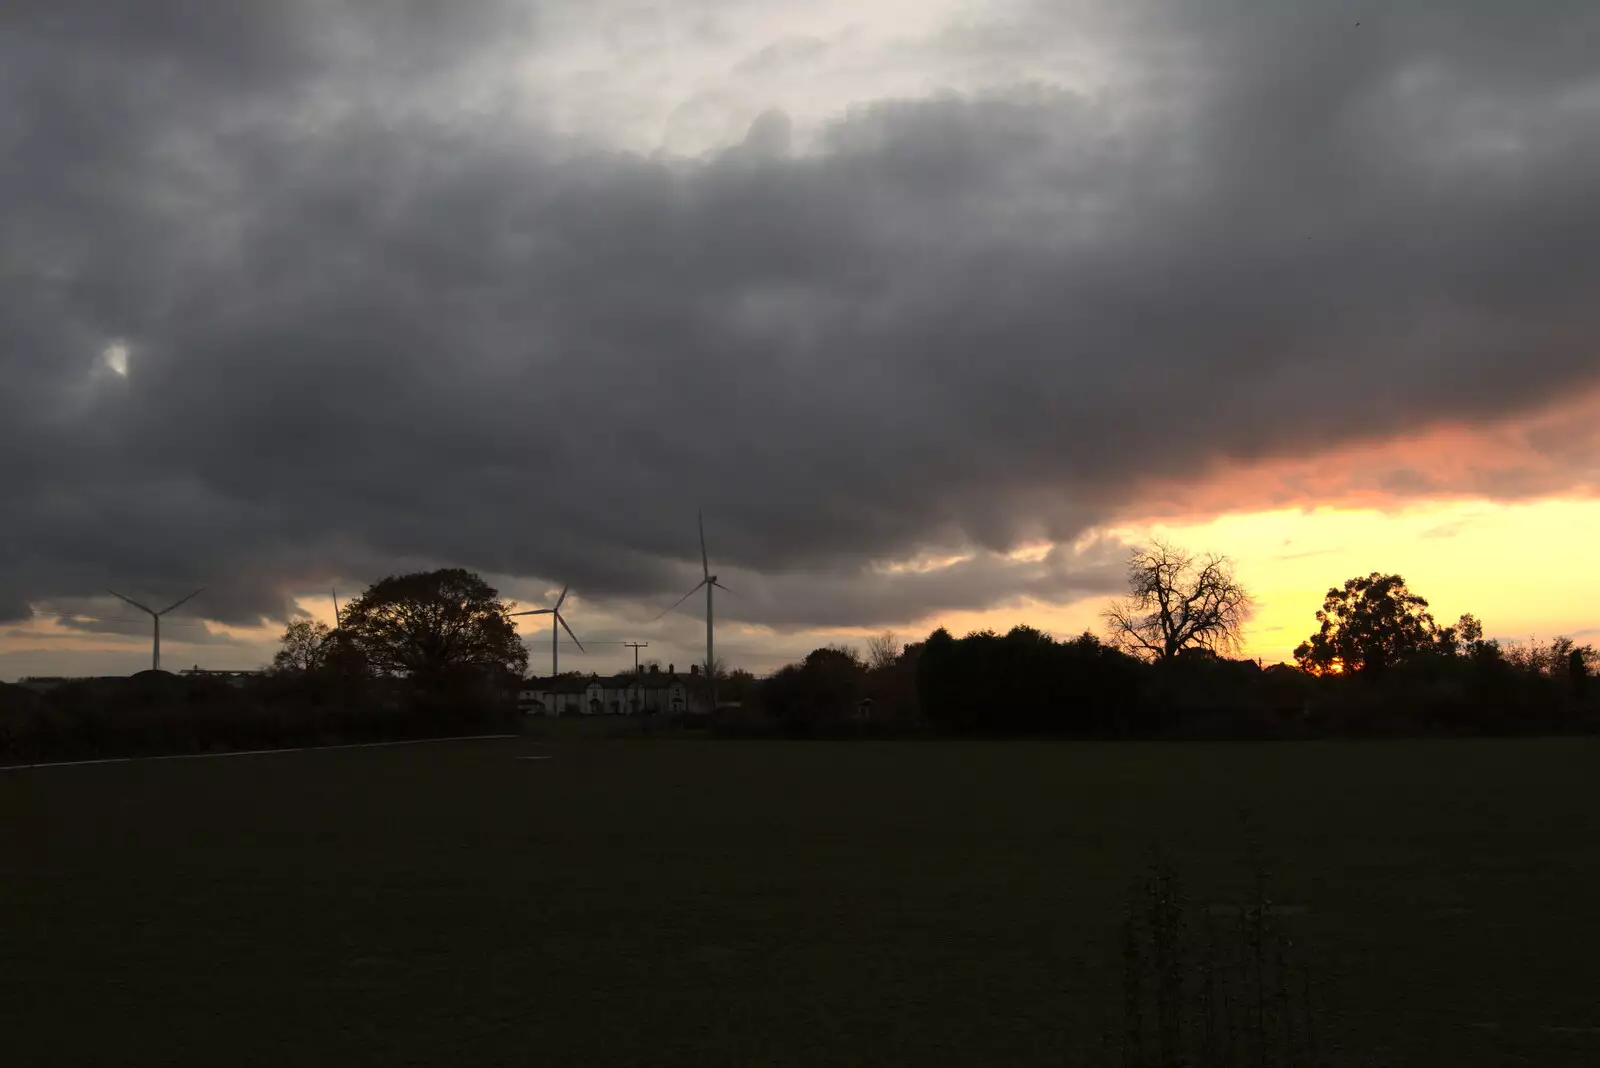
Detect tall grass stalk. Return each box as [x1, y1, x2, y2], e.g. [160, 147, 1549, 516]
[1116, 858, 1333, 1067]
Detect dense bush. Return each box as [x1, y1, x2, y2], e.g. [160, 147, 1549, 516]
[917, 627, 1150, 736]
[0, 671, 517, 764]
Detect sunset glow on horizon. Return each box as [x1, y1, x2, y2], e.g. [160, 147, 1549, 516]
[883, 496, 1600, 669]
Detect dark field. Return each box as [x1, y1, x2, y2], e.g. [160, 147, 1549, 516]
[4, 736, 1598, 1067]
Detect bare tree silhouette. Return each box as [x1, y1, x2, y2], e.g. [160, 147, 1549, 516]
[866, 630, 902, 672]
[1103, 540, 1253, 661]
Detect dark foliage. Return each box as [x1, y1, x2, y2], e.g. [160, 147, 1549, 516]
[918, 626, 1148, 736]
[758, 645, 869, 736]
[739, 617, 1600, 741]
[1294, 573, 1443, 677]
[0, 670, 517, 765]
[338, 568, 529, 681]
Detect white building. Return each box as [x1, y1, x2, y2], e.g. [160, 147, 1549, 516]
[517, 666, 710, 716]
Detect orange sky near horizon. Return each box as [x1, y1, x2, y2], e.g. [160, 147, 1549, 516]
[6, 497, 1600, 679]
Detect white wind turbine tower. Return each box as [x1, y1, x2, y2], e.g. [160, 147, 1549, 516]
[657, 512, 730, 709]
[512, 585, 583, 677]
[107, 587, 205, 672]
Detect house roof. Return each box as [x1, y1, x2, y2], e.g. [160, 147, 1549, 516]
[524, 673, 699, 692]
[633, 674, 695, 690]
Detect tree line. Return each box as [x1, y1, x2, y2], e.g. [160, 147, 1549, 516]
[740, 541, 1597, 738]
[4, 550, 1595, 761]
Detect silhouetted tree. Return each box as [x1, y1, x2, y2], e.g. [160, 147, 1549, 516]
[1103, 540, 1253, 661]
[338, 568, 529, 682]
[914, 627, 961, 728]
[271, 619, 333, 674]
[911, 625, 1144, 736]
[1294, 573, 1439, 677]
[720, 668, 758, 705]
[762, 645, 868, 729]
[1501, 635, 1598, 680]
[865, 633, 921, 722]
[322, 626, 371, 680]
[866, 630, 902, 672]
[1430, 611, 1494, 660]
[798, 645, 867, 716]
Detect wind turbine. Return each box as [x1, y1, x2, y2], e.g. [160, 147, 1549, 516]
[657, 512, 730, 709]
[107, 587, 205, 672]
[512, 585, 583, 677]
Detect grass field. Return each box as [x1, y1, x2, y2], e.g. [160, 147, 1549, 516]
[4, 735, 1598, 1066]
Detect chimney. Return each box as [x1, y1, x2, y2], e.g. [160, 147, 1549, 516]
[689, 664, 700, 676]
[668, 663, 675, 675]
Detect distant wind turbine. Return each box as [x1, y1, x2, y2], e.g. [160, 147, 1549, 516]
[107, 587, 205, 672]
[657, 512, 730, 709]
[512, 585, 583, 677]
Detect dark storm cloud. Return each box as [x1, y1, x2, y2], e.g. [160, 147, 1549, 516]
[740, 541, 1129, 631]
[589, 537, 1129, 632]
[49, 615, 234, 646]
[4, 1, 1599, 629]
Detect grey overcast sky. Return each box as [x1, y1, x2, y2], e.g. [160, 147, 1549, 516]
[4, 1, 1599, 677]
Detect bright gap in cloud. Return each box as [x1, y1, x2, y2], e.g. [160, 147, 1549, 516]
[102, 341, 129, 376]
[872, 551, 974, 575]
[515, 0, 1120, 155]
[1004, 541, 1053, 563]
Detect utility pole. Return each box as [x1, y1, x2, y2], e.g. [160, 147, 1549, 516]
[624, 642, 648, 716]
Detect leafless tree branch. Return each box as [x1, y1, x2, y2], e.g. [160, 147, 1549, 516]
[1101, 539, 1254, 661]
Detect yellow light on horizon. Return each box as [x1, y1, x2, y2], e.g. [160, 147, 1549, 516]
[1108, 497, 1600, 662]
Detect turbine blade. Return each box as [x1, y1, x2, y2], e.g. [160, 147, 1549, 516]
[557, 612, 584, 653]
[655, 580, 708, 621]
[159, 587, 204, 616]
[555, 584, 570, 610]
[108, 589, 155, 615]
[712, 579, 733, 595]
[511, 608, 554, 617]
[699, 512, 709, 580]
